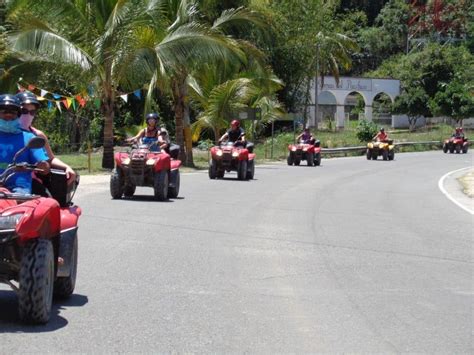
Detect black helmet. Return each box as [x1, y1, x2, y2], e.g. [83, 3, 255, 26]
[0, 94, 21, 113]
[145, 112, 159, 123]
[16, 92, 40, 108]
[380, 127, 385, 131]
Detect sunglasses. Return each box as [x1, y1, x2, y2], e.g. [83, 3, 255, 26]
[21, 108, 38, 115]
[0, 108, 19, 115]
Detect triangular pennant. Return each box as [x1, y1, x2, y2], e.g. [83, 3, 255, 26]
[28, 84, 36, 91]
[79, 98, 87, 107]
[88, 85, 95, 96]
[120, 94, 128, 103]
[71, 98, 77, 110]
[17, 84, 25, 92]
[66, 98, 72, 109]
[75, 94, 82, 102]
[48, 101, 53, 112]
[53, 93, 61, 99]
[56, 101, 62, 112]
[94, 98, 101, 109]
[40, 89, 48, 98]
[62, 99, 70, 109]
[133, 90, 141, 99]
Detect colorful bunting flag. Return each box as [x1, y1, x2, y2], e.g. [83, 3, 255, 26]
[47, 101, 53, 112]
[40, 89, 48, 98]
[53, 93, 61, 99]
[56, 101, 62, 112]
[120, 94, 128, 103]
[94, 98, 101, 109]
[133, 90, 141, 99]
[27, 84, 36, 91]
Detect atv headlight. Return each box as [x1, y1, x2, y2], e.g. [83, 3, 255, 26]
[0, 213, 23, 230]
[121, 157, 130, 165]
[303, 148, 307, 152]
[216, 150, 223, 157]
[146, 159, 156, 166]
[232, 151, 239, 157]
[291, 147, 297, 152]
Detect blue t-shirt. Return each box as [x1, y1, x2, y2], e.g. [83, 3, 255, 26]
[0, 131, 49, 194]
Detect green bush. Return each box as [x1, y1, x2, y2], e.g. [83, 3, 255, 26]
[356, 120, 378, 142]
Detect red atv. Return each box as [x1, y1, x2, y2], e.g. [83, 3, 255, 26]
[443, 136, 469, 154]
[0, 137, 81, 324]
[287, 139, 321, 166]
[209, 142, 255, 180]
[110, 143, 181, 200]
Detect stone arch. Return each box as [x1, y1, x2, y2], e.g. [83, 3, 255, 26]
[344, 91, 366, 121]
[372, 92, 394, 125]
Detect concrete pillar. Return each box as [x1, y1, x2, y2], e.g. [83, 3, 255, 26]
[336, 105, 345, 128]
[364, 105, 373, 121]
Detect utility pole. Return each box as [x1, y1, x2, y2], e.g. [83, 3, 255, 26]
[314, 44, 319, 130]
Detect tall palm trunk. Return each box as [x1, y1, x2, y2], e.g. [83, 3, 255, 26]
[102, 83, 115, 169]
[173, 77, 194, 167]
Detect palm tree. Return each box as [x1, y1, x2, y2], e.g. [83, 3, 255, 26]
[141, 1, 268, 165]
[7, 0, 166, 168]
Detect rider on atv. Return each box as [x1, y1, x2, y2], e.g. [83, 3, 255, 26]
[16, 91, 77, 185]
[296, 127, 315, 144]
[452, 127, 464, 139]
[218, 119, 246, 146]
[127, 113, 167, 151]
[374, 127, 388, 142]
[0, 94, 50, 194]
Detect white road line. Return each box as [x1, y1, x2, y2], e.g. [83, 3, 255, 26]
[438, 167, 474, 215]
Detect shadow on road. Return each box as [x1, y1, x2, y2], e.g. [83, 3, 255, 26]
[0, 290, 88, 332]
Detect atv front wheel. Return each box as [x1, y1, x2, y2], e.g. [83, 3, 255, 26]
[449, 145, 454, 153]
[455, 144, 461, 154]
[314, 153, 321, 166]
[246, 160, 255, 179]
[238, 160, 248, 180]
[110, 169, 124, 199]
[462, 145, 468, 154]
[168, 170, 180, 198]
[307, 153, 314, 166]
[366, 149, 371, 160]
[209, 159, 217, 179]
[442, 144, 448, 153]
[18, 239, 55, 324]
[287, 153, 294, 166]
[388, 150, 395, 161]
[294, 158, 301, 166]
[54, 234, 78, 298]
[154, 171, 169, 201]
[382, 149, 388, 161]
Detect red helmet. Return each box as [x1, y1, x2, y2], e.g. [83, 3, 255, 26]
[231, 119, 240, 128]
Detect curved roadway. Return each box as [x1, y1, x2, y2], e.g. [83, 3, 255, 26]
[1, 151, 472, 352]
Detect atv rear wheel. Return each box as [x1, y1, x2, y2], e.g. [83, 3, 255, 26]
[110, 169, 124, 199]
[123, 184, 136, 197]
[366, 149, 371, 160]
[307, 153, 314, 166]
[237, 160, 248, 180]
[18, 239, 54, 324]
[209, 159, 217, 179]
[168, 170, 180, 198]
[246, 160, 255, 179]
[154, 171, 169, 201]
[54, 234, 78, 298]
[462, 145, 468, 154]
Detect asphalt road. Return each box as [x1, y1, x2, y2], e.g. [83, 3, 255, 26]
[0, 151, 472, 353]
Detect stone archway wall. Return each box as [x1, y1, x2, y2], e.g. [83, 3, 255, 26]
[309, 77, 400, 128]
